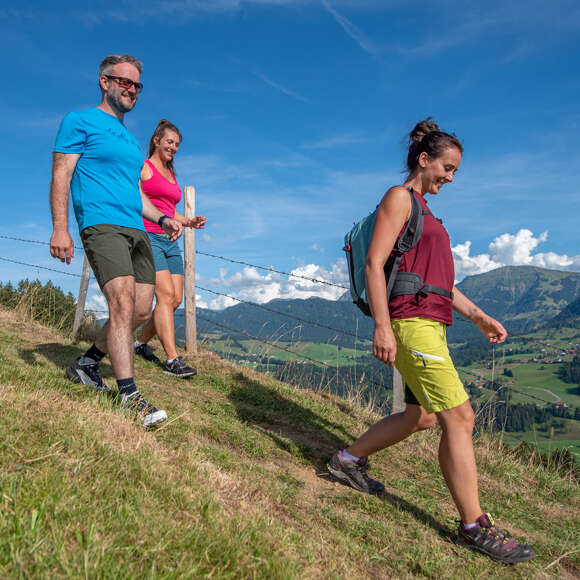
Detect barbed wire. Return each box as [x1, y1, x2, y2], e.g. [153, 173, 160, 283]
[0, 234, 575, 408]
[0, 234, 85, 252]
[196, 285, 372, 342]
[0, 256, 82, 278]
[195, 250, 349, 290]
[456, 365, 561, 407]
[197, 313, 389, 391]
[0, 235, 348, 290]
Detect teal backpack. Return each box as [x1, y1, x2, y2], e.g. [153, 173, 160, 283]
[344, 188, 452, 316]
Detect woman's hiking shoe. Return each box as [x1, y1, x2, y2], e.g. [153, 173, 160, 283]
[134, 343, 162, 365]
[66, 356, 111, 393]
[119, 386, 167, 427]
[164, 356, 197, 378]
[457, 513, 535, 564]
[327, 451, 385, 495]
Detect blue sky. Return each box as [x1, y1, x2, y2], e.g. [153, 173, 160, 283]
[1, 0, 579, 311]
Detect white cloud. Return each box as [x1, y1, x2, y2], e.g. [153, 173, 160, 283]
[488, 229, 548, 265]
[453, 229, 580, 280]
[312, 243, 324, 253]
[252, 71, 308, 102]
[86, 283, 108, 319]
[320, 0, 378, 56]
[199, 258, 348, 309]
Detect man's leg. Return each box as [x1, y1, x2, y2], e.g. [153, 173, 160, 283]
[97, 275, 137, 380]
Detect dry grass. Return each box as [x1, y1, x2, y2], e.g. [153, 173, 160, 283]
[0, 306, 578, 578]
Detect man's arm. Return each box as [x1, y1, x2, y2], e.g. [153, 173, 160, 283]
[49, 152, 80, 264]
[452, 286, 508, 343]
[140, 189, 183, 242]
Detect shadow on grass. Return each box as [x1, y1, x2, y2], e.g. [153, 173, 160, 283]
[229, 371, 456, 541]
[379, 489, 456, 541]
[17, 342, 115, 381]
[228, 371, 355, 471]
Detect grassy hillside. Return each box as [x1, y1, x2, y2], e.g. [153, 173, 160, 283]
[0, 307, 579, 578]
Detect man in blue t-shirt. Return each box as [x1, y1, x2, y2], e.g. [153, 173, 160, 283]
[49, 54, 182, 427]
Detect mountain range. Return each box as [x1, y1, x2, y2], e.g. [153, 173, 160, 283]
[179, 266, 580, 347]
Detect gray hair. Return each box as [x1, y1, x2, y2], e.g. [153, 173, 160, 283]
[99, 54, 143, 76]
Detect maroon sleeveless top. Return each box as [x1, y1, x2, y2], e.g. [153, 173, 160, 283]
[388, 190, 455, 325]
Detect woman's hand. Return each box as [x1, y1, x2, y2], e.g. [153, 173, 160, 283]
[373, 325, 397, 366]
[474, 314, 508, 344]
[185, 216, 206, 229]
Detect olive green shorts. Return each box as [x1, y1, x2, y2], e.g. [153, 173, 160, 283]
[81, 225, 155, 290]
[391, 317, 468, 414]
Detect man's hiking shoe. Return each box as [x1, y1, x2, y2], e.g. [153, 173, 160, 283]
[327, 451, 385, 495]
[164, 356, 197, 378]
[119, 387, 167, 427]
[457, 513, 535, 564]
[66, 357, 111, 393]
[134, 343, 162, 365]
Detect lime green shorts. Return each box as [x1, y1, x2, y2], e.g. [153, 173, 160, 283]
[391, 317, 468, 414]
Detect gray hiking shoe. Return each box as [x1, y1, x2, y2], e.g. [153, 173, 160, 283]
[327, 451, 385, 495]
[119, 386, 167, 427]
[457, 513, 535, 564]
[134, 343, 162, 365]
[164, 356, 197, 378]
[66, 356, 111, 393]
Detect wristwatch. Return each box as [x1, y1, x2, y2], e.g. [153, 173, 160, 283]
[158, 215, 170, 227]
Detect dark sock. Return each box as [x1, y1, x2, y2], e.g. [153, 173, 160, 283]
[117, 378, 136, 393]
[84, 344, 106, 362]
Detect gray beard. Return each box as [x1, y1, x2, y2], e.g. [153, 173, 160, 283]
[106, 91, 135, 115]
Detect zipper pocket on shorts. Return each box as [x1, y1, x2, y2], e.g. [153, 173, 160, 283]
[411, 350, 445, 366]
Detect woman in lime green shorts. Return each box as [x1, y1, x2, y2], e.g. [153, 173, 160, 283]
[327, 118, 534, 564]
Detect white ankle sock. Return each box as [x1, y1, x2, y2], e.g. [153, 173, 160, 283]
[462, 522, 478, 529]
[340, 449, 359, 462]
[134, 341, 144, 348]
[166, 357, 177, 364]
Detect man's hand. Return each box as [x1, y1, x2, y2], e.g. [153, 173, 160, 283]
[474, 314, 508, 344]
[161, 218, 182, 242]
[373, 324, 397, 366]
[50, 230, 75, 264]
[185, 215, 206, 229]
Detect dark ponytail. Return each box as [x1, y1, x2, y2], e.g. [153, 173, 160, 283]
[148, 119, 182, 176]
[406, 117, 462, 173]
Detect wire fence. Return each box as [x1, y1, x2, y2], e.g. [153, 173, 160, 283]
[0, 233, 576, 409]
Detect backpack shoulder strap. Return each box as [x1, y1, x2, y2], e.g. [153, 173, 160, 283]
[385, 189, 424, 300]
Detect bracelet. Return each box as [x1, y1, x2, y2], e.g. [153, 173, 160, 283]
[157, 215, 169, 227]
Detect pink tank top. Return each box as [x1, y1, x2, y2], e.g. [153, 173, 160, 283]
[141, 160, 182, 234]
[389, 190, 455, 325]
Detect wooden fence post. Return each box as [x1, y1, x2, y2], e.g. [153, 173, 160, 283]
[391, 367, 405, 414]
[72, 255, 91, 342]
[183, 185, 197, 353]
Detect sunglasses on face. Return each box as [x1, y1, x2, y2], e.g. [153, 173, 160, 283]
[104, 75, 143, 93]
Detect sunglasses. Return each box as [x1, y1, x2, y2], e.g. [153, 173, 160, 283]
[104, 75, 143, 93]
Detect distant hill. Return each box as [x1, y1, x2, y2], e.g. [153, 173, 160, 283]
[180, 266, 580, 346]
[549, 295, 580, 329]
[453, 266, 580, 334]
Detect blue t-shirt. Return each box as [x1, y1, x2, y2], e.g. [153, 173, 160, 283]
[54, 107, 144, 234]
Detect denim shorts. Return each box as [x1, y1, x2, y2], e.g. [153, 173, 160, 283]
[147, 233, 184, 275]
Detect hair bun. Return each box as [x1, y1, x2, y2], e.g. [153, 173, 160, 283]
[409, 117, 440, 145]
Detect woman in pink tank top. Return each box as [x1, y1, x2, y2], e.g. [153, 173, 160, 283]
[327, 119, 534, 563]
[135, 120, 206, 378]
